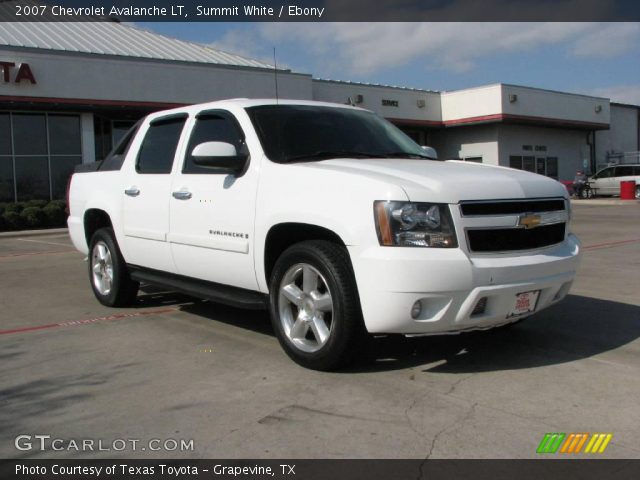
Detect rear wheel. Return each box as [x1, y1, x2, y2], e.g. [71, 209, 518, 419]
[89, 228, 139, 307]
[269, 240, 364, 371]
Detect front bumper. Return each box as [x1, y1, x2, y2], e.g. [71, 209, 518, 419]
[348, 234, 581, 334]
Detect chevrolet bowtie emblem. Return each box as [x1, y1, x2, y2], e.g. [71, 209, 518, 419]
[518, 213, 542, 229]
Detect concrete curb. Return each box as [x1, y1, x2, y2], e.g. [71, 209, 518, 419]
[0, 228, 68, 239]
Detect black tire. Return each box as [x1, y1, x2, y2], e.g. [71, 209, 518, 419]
[269, 240, 365, 371]
[635, 186, 640, 200]
[88, 227, 139, 307]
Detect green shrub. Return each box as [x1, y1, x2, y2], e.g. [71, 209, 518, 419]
[4, 203, 23, 214]
[49, 199, 67, 211]
[26, 199, 48, 208]
[0, 203, 6, 216]
[0, 213, 5, 231]
[3, 211, 24, 230]
[21, 207, 46, 228]
[43, 203, 67, 227]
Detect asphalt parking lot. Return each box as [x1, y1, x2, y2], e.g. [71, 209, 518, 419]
[1, 202, 639, 460]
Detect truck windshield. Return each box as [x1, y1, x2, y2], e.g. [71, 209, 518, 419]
[246, 105, 434, 163]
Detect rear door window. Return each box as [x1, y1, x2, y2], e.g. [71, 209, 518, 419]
[615, 165, 633, 177]
[137, 115, 187, 174]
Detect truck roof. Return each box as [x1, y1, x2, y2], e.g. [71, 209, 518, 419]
[146, 98, 366, 121]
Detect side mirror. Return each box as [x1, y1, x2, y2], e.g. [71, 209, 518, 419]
[421, 146, 438, 160]
[191, 141, 248, 173]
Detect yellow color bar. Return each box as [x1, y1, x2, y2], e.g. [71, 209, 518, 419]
[598, 434, 613, 453]
[573, 433, 589, 453]
[585, 433, 613, 454]
[585, 434, 598, 453]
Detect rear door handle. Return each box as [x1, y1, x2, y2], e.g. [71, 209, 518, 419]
[172, 190, 192, 200]
[124, 187, 140, 197]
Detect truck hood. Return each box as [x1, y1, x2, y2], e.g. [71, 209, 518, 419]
[299, 158, 567, 203]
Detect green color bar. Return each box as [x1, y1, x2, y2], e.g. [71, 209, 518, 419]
[537, 433, 554, 453]
[549, 433, 566, 453]
[537, 433, 566, 454]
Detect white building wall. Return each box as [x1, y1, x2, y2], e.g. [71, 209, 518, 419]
[430, 124, 500, 163]
[501, 84, 610, 126]
[595, 104, 639, 163]
[0, 49, 313, 103]
[312, 80, 441, 123]
[440, 84, 502, 122]
[497, 124, 589, 181]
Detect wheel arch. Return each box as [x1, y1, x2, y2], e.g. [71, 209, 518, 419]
[84, 209, 113, 247]
[263, 222, 348, 288]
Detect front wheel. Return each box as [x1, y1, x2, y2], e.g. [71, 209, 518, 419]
[269, 240, 364, 371]
[89, 228, 139, 307]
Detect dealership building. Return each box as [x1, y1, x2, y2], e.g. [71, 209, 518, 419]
[1, 20, 639, 203]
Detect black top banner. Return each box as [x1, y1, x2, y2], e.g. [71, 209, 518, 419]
[1, 0, 640, 22]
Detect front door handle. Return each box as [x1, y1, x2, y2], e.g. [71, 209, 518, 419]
[172, 190, 192, 200]
[124, 187, 140, 197]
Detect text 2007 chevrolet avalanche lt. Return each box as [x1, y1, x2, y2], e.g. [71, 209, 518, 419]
[68, 99, 581, 370]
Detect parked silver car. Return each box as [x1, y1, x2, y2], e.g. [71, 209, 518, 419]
[589, 164, 640, 198]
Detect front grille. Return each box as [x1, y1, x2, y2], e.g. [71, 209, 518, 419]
[467, 223, 566, 252]
[460, 199, 565, 216]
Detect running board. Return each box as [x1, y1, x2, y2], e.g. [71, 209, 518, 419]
[129, 266, 268, 310]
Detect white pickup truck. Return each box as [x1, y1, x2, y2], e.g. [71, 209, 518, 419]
[68, 99, 581, 370]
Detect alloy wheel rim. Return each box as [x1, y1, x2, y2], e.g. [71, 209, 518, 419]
[278, 263, 334, 353]
[91, 241, 114, 295]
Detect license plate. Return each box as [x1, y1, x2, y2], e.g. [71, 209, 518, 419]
[508, 290, 540, 317]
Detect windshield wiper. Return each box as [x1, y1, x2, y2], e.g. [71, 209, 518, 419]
[283, 151, 388, 163]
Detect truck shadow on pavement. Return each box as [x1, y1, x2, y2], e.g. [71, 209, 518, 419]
[352, 294, 640, 373]
[180, 294, 639, 374]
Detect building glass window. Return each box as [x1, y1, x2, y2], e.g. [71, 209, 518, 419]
[13, 114, 47, 155]
[112, 120, 136, 147]
[463, 156, 483, 163]
[16, 156, 49, 201]
[0, 112, 82, 202]
[510, 154, 559, 180]
[49, 115, 81, 154]
[546, 157, 558, 179]
[0, 157, 14, 202]
[522, 156, 535, 172]
[509, 155, 522, 169]
[0, 113, 11, 155]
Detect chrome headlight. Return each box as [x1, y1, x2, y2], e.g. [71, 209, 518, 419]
[374, 201, 457, 247]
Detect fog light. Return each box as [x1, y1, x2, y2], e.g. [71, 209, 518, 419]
[471, 297, 488, 316]
[411, 300, 422, 319]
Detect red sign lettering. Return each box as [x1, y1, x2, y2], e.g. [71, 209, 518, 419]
[0, 61, 37, 84]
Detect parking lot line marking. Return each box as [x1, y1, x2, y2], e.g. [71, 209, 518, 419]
[583, 237, 640, 251]
[0, 307, 178, 336]
[0, 249, 76, 259]
[18, 238, 72, 247]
